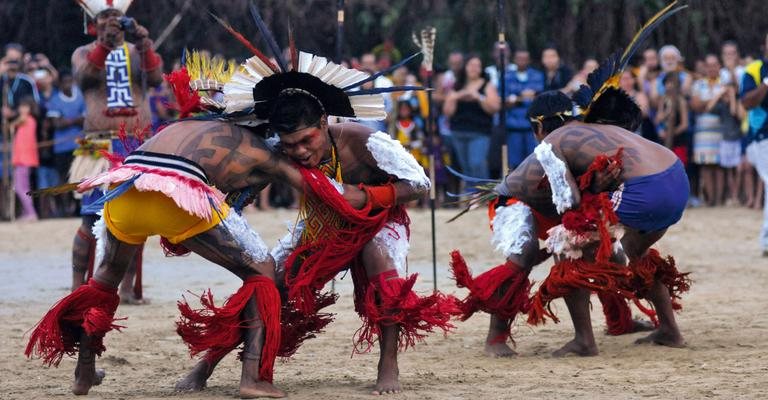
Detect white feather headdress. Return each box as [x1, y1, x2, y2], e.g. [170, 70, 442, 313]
[209, 5, 425, 126]
[77, 0, 133, 18]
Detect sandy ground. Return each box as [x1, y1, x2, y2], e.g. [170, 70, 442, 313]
[2, 206, 768, 399]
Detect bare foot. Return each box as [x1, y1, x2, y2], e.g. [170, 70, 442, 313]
[552, 339, 599, 357]
[484, 341, 517, 357]
[630, 319, 655, 333]
[239, 380, 286, 399]
[174, 362, 209, 392]
[72, 362, 103, 395]
[372, 357, 401, 395]
[120, 292, 150, 305]
[635, 329, 686, 348]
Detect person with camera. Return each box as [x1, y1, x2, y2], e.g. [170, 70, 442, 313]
[69, 1, 163, 304]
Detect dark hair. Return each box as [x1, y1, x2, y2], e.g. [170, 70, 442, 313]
[662, 71, 680, 86]
[526, 91, 575, 134]
[4, 42, 23, 55]
[58, 67, 72, 79]
[722, 40, 738, 50]
[17, 96, 39, 117]
[583, 87, 642, 132]
[542, 44, 558, 54]
[269, 91, 325, 134]
[454, 53, 485, 91]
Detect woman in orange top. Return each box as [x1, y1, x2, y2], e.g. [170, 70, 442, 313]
[11, 97, 39, 221]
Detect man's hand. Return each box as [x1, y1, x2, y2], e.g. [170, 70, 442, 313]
[342, 184, 368, 209]
[589, 160, 623, 193]
[133, 23, 149, 40]
[521, 88, 536, 100]
[133, 23, 153, 51]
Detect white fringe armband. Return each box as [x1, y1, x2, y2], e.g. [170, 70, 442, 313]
[223, 212, 270, 263]
[491, 202, 535, 258]
[534, 142, 573, 213]
[372, 222, 410, 274]
[366, 131, 431, 190]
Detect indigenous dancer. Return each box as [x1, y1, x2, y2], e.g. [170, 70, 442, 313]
[451, 1, 690, 357]
[25, 117, 305, 397]
[175, 11, 458, 395]
[450, 90, 652, 358]
[69, 0, 163, 303]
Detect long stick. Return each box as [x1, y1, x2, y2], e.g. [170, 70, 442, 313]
[413, 27, 437, 291]
[497, 0, 508, 179]
[335, 0, 345, 64]
[428, 73, 437, 291]
[152, 0, 193, 50]
[331, 0, 345, 294]
[1, 79, 12, 221]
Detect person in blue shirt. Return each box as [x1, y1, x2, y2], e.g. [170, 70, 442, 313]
[46, 70, 85, 185]
[46, 69, 85, 215]
[740, 32, 768, 257]
[502, 49, 545, 171]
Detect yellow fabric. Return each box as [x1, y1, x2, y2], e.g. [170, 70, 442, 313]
[103, 186, 229, 245]
[298, 144, 345, 243]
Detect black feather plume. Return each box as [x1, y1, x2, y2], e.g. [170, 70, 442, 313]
[249, 2, 288, 73]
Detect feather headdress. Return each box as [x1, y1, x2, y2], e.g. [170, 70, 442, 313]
[572, 1, 688, 121]
[212, 3, 425, 124]
[76, 0, 133, 17]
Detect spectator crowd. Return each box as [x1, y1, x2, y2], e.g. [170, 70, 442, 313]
[1, 36, 766, 224]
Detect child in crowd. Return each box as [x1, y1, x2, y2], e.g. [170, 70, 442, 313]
[10, 97, 39, 221]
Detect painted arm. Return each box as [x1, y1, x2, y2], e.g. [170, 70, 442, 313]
[494, 152, 565, 217]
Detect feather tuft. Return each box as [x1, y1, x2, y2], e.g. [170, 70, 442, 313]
[209, 12, 278, 73]
[248, 2, 287, 72]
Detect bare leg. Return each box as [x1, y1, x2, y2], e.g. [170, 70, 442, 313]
[714, 166, 725, 206]
[73, 231, 141, 395]
[485, 314, 516, 357]
[485, 211, 539, 357]
[239, 297, 285, 399]
[72, 333, 103, 394]
[118, 252, 147, 305]
[552, 288, 598, 357]
[740, 160, 755, 207]
[175, 225, 284, 396]
[602, 248, 654, 334]
[621, 228, 686, 348]
[373, 324, 401, 395]
[755, 178, 765, 210]
[71, 216, 99, 292]
[634, 280, 686, 347]
[361, 237, 403, 395]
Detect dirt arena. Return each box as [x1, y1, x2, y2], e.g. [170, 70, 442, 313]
[2, 206, 767, 399]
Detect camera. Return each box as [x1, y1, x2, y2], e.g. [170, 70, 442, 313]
[118, 16, 137, 34]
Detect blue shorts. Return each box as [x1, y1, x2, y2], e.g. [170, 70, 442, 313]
[610, 160, 689, 233]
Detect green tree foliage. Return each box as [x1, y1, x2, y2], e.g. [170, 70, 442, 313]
[1, 0, 767, 73]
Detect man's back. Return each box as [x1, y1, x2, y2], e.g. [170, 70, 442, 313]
[139, 120, 286, 193]
[548, 121, 679, 180]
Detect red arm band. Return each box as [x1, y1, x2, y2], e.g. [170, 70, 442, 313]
[86, 43, 111, 69]
[140, 46, 162, 71]
[360, 183, 396, 209]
